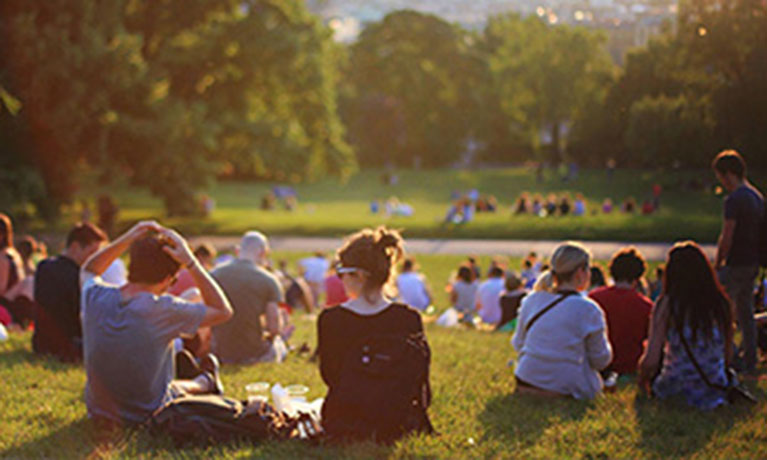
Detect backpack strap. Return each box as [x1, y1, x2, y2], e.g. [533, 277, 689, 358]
[525, 291, 578, 333]
[677, 328, 729, 391]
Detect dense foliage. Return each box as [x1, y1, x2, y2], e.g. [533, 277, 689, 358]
[0, 0, 353, 217]
[1, 0, 765, 218]
[570, 0, 767, 168]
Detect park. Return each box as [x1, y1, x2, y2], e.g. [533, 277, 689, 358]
[2, 0, 767, 459]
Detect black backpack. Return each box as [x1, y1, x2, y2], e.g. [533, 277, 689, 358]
[321, 332, 434, 443]
[149, 394, 322, 447]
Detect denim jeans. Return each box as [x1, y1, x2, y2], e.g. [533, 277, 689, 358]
[720, 265, 760, 372]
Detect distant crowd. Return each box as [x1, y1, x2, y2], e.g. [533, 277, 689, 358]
[0, 149, 764, 444]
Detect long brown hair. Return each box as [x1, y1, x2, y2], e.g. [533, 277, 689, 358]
[336, 226, 404, 302]
[0, 213, 13, 249]
[663, 241, 732, 343]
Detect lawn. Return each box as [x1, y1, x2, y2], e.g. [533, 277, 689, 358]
[37, 167, 741, 243]
[2, 252, 766, 459]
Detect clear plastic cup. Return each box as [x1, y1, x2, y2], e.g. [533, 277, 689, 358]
[246, 382, 270, 405]
[286, 384, 309, 402]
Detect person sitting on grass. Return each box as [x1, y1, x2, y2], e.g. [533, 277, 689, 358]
[0, 213, 25, 327]
[318, 227, 433, 442]
[638, 241, 734, 410]
[33, 223, 107, 362]
[476, 265, 506, 327]
[497, 272, 528, 331]
[512, 242, 612, 399]
[589, 247, 652, 375]
[396, 257, 432, 312]
[80, 221, 233, 424]
[211, 231, 287, 364]
[449, 264, 478, 321]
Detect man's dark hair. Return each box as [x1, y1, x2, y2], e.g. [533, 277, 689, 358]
[128, 235, 180, 284]
[609, 247, 647, 283]
[402, 257, 415, 272]
[489, 266, 505, 278]
[193, 243, 215, 259]
[66, 222, 107, 248]
[712, 150, 746, 179]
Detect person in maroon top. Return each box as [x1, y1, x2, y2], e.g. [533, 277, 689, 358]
[589, 247, 652, 375]
[317, 226, 431, 441]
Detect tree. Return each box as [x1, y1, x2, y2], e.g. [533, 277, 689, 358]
[342, 10, 477, 168]
[479, 14, 615, 163]
[0, 0, 355, 218]
[624, 94, 714, 167]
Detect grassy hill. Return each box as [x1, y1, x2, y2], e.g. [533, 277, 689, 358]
[2, 251, 765, 459]
[34, 167, 733, 243]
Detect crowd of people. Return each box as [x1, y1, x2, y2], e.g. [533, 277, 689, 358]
[0, 149, 764, 443]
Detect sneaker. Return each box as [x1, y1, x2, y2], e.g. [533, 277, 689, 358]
[176, 350, 201, 380]
[200, 353, 224, 395]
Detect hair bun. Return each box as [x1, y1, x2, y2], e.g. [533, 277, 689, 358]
[374, 226, 404, 260]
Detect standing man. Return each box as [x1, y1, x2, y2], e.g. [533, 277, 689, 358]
[211, 231, 286, 364]
[33, 222, 107, 362]
[713, 150, 764, 374]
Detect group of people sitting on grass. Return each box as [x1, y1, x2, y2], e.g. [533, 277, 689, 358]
[512, 192, 661, 218]
[0, 148, 764, 443]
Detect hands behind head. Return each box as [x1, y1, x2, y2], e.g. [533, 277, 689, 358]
[126, 221, 195, 267]
[127, 220, 163, 239]
[159, 228, 195, 267]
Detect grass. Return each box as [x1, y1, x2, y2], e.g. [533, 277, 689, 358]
[1, 251, 765, 459]
[31, 167, 743, 243]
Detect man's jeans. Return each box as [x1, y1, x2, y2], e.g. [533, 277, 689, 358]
[720, 265, 760, 372]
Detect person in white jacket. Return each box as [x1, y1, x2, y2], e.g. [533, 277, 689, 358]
[512, 242, 612, 399]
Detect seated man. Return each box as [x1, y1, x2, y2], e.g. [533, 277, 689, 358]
[589, 247, 652, 375]
[33, 223, 107, 361]
[80, 221, 233, 424]
[211, 231, 286, 364]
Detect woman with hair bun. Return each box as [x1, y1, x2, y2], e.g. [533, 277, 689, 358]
[318, 226, 433, 442]
[512, 242, 612, 399]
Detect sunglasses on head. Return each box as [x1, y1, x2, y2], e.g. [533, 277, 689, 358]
[336, 264, 367, 276]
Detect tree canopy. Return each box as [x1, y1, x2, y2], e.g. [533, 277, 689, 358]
[0, 0, 354, 217]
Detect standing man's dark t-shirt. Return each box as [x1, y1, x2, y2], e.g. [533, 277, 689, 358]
[724, 184, 764, 266]
[32, 256, 82, 360]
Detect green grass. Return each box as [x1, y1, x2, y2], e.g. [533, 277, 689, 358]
[1, 252, 765, 459]
[37, 167, 741, 243]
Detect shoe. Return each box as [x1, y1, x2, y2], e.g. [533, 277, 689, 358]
[176, 349, 201, 380]
[200, 353, 224, 395]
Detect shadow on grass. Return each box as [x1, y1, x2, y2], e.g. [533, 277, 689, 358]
[0, 417, 147, 458]
[478, 393, 590, 447]
[633, 386, 765, 458]
[0, 345, 83, 373]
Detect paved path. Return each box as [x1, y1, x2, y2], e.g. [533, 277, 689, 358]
[190, 236, 716, 261]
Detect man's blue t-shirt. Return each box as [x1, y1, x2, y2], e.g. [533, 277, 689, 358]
[724, 184, 764, 267]
[81, 276, 206, 423]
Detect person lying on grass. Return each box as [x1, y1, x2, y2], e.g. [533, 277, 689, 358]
[79, 221, 233, 424]
[512, 242, 613, 399]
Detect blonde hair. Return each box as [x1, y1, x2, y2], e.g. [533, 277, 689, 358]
[533, 242, 592, 292]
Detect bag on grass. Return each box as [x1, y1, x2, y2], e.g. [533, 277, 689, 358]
[321, 332, 434, 443]
[149, 394, 322, 447]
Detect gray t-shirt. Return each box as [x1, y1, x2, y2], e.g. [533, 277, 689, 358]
[451, 280, 478, 314]
[81, 276, 206, 423]
[211, 259, 284, 363]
